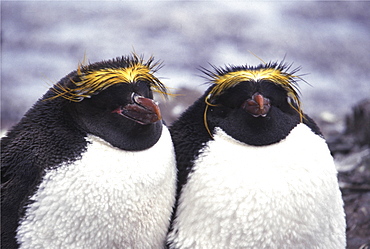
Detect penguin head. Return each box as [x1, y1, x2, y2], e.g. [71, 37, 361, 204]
[48, 54, 168, 151]
[202, 62, 304, 146]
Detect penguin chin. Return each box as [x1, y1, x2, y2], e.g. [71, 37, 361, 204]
[212, 107, 300, 146]
[98, 120, 163, 151]
[249, 113, 268, 118]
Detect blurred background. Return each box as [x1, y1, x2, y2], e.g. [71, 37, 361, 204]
[1, 1, 369, 248]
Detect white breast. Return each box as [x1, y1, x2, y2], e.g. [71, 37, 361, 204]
[168, 123, 346, 249]
[17, 126, 176, 249]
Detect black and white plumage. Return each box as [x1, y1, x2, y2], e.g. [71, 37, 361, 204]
[167, 62, 346, 248]
[1, 54, 176, 249]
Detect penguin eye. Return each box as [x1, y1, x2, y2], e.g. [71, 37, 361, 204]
[287, 94, 298, 107]
[287, 96, 294, 105]
[134, 81, 153, 98]
[212, 83, 253, 108]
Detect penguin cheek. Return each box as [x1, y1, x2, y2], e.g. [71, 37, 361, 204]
[210, 106, 228, 119]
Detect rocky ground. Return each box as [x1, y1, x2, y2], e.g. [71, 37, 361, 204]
[329, 99, 370, 249]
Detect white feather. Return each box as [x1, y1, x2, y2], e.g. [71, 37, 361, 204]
[168, 123, 346, 249]
[17, 126, 176, 249]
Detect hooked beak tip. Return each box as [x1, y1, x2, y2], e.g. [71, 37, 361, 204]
[242, 93, 271, 117]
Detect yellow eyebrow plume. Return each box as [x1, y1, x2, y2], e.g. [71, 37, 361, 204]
[206, 68, 300, 102]
[49, 54, 167, 102]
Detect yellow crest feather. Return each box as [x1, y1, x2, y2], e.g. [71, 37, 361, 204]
[48, 54, 167, 102]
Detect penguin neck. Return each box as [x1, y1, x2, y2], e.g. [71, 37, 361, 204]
[15, 126, 176, 249]
[168, 123, 345, 248]
[7, 94, 88, 167]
